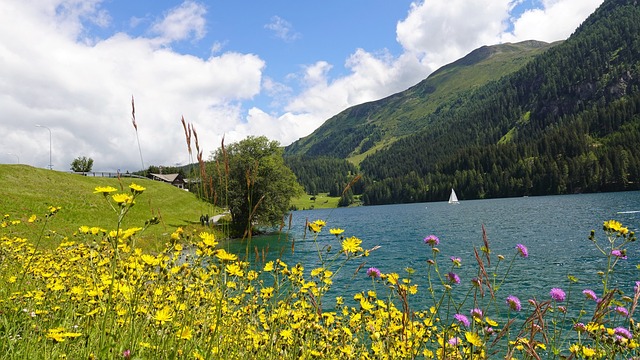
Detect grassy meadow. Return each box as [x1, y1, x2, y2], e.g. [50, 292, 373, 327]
[0, 164, 216, 251]
[1, 163, 640, 359]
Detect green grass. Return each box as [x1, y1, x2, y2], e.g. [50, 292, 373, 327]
[289, 192, 340, 210]
[1, 164, 216, 250]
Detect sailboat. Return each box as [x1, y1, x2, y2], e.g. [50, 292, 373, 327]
[448, 189, 459, 204]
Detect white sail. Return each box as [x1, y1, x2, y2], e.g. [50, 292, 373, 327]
[448, 189, 459, 204]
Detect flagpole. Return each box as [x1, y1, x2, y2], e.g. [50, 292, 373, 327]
[131, 95, 145, 173]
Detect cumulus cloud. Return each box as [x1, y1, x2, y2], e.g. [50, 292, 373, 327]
[0, 0, 263, 171]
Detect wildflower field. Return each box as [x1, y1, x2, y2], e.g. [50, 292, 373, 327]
[1, 182, 639, 359]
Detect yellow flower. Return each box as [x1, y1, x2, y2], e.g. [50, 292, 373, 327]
[264, 261, 274, 272]
[154, 307, 174, 324]
[129, 183, 146, 194]
[199, 232, 217, 247]
[341, 236, 362, 253]
[225, 263, 244, 277]
[141, 254, 159, 266]
[215, 249, 238, 262]
[79, 225, 90, 234]
[112, 193, 134, 205]
[94, 186, 118, 195]
[465, 331, 483, 347]
[260, 287, 274, 299]
[176, 326, 192, 340]
[582, 347, 596, 357]
[28, 214, 37, 223]
[330, 228, 345, 235]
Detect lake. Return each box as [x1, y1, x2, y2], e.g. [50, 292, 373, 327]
[224, 191, 640, 310]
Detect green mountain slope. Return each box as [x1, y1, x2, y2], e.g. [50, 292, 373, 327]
[286, 0, 640, 205]
[284, 40, 557, 162]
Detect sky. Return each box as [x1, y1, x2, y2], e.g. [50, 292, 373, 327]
[0, 0, 604, 172]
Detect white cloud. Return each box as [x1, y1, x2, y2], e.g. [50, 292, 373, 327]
[0, 0, 263, 171]
[265, 16, 301, 42]
[151, 0, 207, 44]
[501, 0, 604, 42]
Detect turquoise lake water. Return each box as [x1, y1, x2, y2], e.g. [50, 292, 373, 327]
[224, 191, 640, 311]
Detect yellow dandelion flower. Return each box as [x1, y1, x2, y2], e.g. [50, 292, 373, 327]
[485, 317, 498, 327]
[176, 326, 192, 340]
[154, 307, 174, 324]
[215, 249, 238, 262]
[465, 331, 483, 347]
[94, 186, 118, 195]
[112, 193, 134, 205]
[199, 232, 217, 247]
[225, 263, 244, 277]
[308, 222, 322, 233]
[141, 254, 159, 266]
[330, 228, 345, 235]
[582, 347, 596, 357]
[341, 236, 362, 253]
[129, 183, 146, 193]
[28, 214, 37, 223]
[260, 287, 275, 300]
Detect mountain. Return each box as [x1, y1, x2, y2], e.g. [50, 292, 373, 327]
[284, 40, 557, 163]
[285, 0, 640, 205]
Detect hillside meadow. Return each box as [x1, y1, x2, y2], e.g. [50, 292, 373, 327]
[0, 164, 216, 251]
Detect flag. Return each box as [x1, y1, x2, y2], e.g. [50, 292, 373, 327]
[131, 95, 137, 131]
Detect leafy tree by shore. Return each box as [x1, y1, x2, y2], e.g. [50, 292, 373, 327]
[208, 136, 303, 236]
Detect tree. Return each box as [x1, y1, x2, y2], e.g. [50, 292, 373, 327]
[70, 156, 94, 172]
[209, 136, 303, 236]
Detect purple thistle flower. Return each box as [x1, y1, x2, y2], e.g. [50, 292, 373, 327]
[123, 350, 131, 359]
[635, 281, 640, 293]
[615, 306, 629, 317]
[424, 235, 440, 246]
[448, 337, 461, 346]
[470, 308, 483, 318]
[454, 313, 470, 327]
[550, 288, 566, 302]
[447, 272, 461, 284]
[614, 326, 632, 339]
[506, 295, 522, 311]
[574, 323, 586, 332]
[582, 289, 598, 301]
[611, 249, 627, 259]
[515, 244, 528, 258]
[366, 267, 381, 278]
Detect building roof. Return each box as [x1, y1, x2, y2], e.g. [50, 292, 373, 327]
[150, 173, 184, 183]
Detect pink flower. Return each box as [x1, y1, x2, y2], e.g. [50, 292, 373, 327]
[582, 289, 597, 301]
[614, 327, 632, 339]
[366, 267, 381, 278]
[550, 288, 566, 302]
[454, 314, 470, 327]
[506, 295, 522, 311]
[424, 235, 439, 246]
[447, 272, 461, 284]
[615, 306, 629, 317]
[515, 244, 528, 258]
[450, 256, 461, 266]
[611, 249, 627, 259]
[470, 308, 483, 318]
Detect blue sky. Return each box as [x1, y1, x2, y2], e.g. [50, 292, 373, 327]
[0, 0, 603, 171]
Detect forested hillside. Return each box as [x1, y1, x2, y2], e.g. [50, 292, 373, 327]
[286, 0, 640, 205]
[284, 40, 556, 160]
